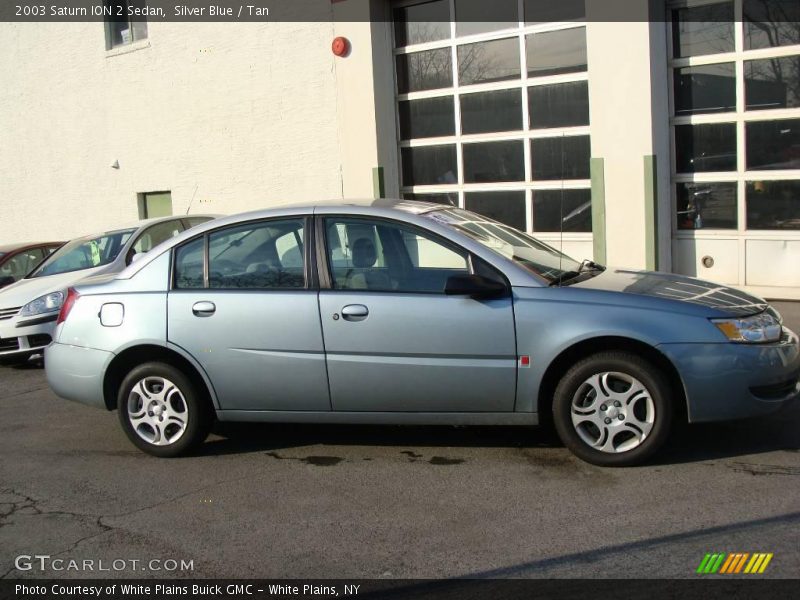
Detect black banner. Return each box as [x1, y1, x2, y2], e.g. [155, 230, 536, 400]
[3, 0, 799, 23]
[2, 579, 799, 600]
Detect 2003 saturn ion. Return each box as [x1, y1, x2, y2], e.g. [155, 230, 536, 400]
[45, 200, 800, 466]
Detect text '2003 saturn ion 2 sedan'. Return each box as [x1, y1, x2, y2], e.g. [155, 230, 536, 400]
[45, 200, 800, 466]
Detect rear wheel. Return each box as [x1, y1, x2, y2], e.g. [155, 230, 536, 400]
[117, 362, 211, 457]
[552, 351, 672, 467]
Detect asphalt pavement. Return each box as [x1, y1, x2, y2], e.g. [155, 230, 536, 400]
[0, 303, 798, 580]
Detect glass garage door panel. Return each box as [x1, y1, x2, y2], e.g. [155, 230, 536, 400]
[394, 5, 592, 235]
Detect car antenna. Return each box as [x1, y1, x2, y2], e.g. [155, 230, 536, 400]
[185, 184, 199, 215]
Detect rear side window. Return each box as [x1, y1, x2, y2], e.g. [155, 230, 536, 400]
[132, 220, 184, 256]
[174, 237, 205, 289]
[173, 219, 306, 290]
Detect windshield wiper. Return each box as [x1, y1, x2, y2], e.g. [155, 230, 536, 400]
[549, 259, 606, 287]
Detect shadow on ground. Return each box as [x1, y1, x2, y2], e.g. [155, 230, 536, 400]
[202, 403, 800, 466]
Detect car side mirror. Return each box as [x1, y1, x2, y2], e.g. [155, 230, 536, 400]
[130, 252, 143, 264]
[444, 274, 508, 299]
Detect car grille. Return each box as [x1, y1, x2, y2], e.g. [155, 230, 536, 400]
[751, 377, 799, 400]
[0, 306, 21, 321]
[0, 337, 20, 352]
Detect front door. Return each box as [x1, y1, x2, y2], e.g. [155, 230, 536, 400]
[318, 216, 517, 412]
[167, 217, 330, 411]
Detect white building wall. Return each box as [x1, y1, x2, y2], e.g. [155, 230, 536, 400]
[0, 16, 354, 243]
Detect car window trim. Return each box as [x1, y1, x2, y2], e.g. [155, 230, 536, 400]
[317, 214, 481, 294]
[171, 215, 315, 292]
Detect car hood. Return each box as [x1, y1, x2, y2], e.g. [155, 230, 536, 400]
[0, 268, 103, 308]
[571, 268, 768, 317]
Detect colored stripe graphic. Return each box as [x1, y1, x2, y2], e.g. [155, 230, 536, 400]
[719, 554, 736, 574]
[698, 553, 773, 574]
[758, 554, 773, 573]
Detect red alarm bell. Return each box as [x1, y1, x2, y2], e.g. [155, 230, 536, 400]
[332, 36, 349, 57]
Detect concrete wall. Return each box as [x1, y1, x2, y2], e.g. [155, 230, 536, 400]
[585, 4, 671, 271]
[0, 10, 379, 243]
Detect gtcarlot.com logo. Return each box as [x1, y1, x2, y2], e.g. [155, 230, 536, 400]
[696, 552, 773, 574]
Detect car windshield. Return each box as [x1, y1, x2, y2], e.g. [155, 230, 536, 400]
[423, 207, 582, 282]
[29, 229, 135, 278]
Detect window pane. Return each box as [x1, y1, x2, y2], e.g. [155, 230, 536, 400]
[143, 191, 172, 218]
[671, 2, 735, 58]
[394, 0, 450, 47]
[746, 119, 800, 170]
[532, 189, 592, 232]
[463, 141, 525, 183]
[745, 56, 800, 111]
[673, 63, 736, 115]
[460, 89, 522, 134]
[744, 0, 800, 50]
[676, 182, 737, 230]
[458, 38, 520, 86]
[325, 218, 468, 293]
[401, 145, 457, 186]
[133, 220, 183, 255]
[131, 18, 147, 42]
[396, 49, 453, 93]
[465, 192, 526, 230]
[399, 97, 455, 140]
[208, 220, 306, 289]
[174, 237, 205, 289]
[529, 81, 589, 129]
[531, 136, 591, 180]
[455, 0, 518, 36]
[526, 27, 587, 78]
[747, 180, 800, 229]
[402, 192, 458, 206]
[675, 123, 737, 173]
[525, 0, 585, 24]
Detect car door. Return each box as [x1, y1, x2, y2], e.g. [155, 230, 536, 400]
[167, 216, 330, 411]
[318, 216, 517, 413]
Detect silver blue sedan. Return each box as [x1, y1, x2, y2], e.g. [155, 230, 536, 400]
[44, 200, 800, 466]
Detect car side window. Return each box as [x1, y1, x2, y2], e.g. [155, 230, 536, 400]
[207, 219, 306, 289]
[0, 248, 45, 281]
[174, 237, 205, 289]
[324, 218, 469, 293]
[132, 221, 184, 258]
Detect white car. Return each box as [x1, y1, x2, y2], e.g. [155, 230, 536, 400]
[0, 214, 216, 364]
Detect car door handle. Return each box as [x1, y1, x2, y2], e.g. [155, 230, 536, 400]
[341, 304, 369, 321]
[192, 301, 216, 317]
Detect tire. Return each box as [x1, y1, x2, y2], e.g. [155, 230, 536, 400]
[552, 351, 672, 467]
[117, 362, 212, 457]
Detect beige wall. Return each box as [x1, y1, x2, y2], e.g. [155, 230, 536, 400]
[0, 11, 387, 243]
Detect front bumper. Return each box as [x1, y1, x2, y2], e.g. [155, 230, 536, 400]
[0, 311, 58, 357]
[45, 342, 112, 410]
[658, 327, 800, 423]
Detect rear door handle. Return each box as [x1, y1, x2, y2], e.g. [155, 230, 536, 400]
[341, 304, 369, 321]
[192, 301, 216, 317]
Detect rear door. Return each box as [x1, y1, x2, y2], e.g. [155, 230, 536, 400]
[167, 217, 330, 411]
[318, 216, 517, 413]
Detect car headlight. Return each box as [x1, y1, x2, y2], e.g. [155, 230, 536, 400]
[712, 312, 782, 343]
[19, 291, 64, 317]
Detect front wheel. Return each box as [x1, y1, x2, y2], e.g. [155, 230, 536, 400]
[552, 351, 672, 467]
[117, 362, 211, 457]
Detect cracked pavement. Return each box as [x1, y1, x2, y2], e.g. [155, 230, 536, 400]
[0, 302, 799, 579]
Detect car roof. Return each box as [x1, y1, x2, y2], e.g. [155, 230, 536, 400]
[0, 241, 63, 254]
[67, 214, 220, 242]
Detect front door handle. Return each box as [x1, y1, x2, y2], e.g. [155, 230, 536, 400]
[341, 304, 369, 321]
[192, 301, 216, 317]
